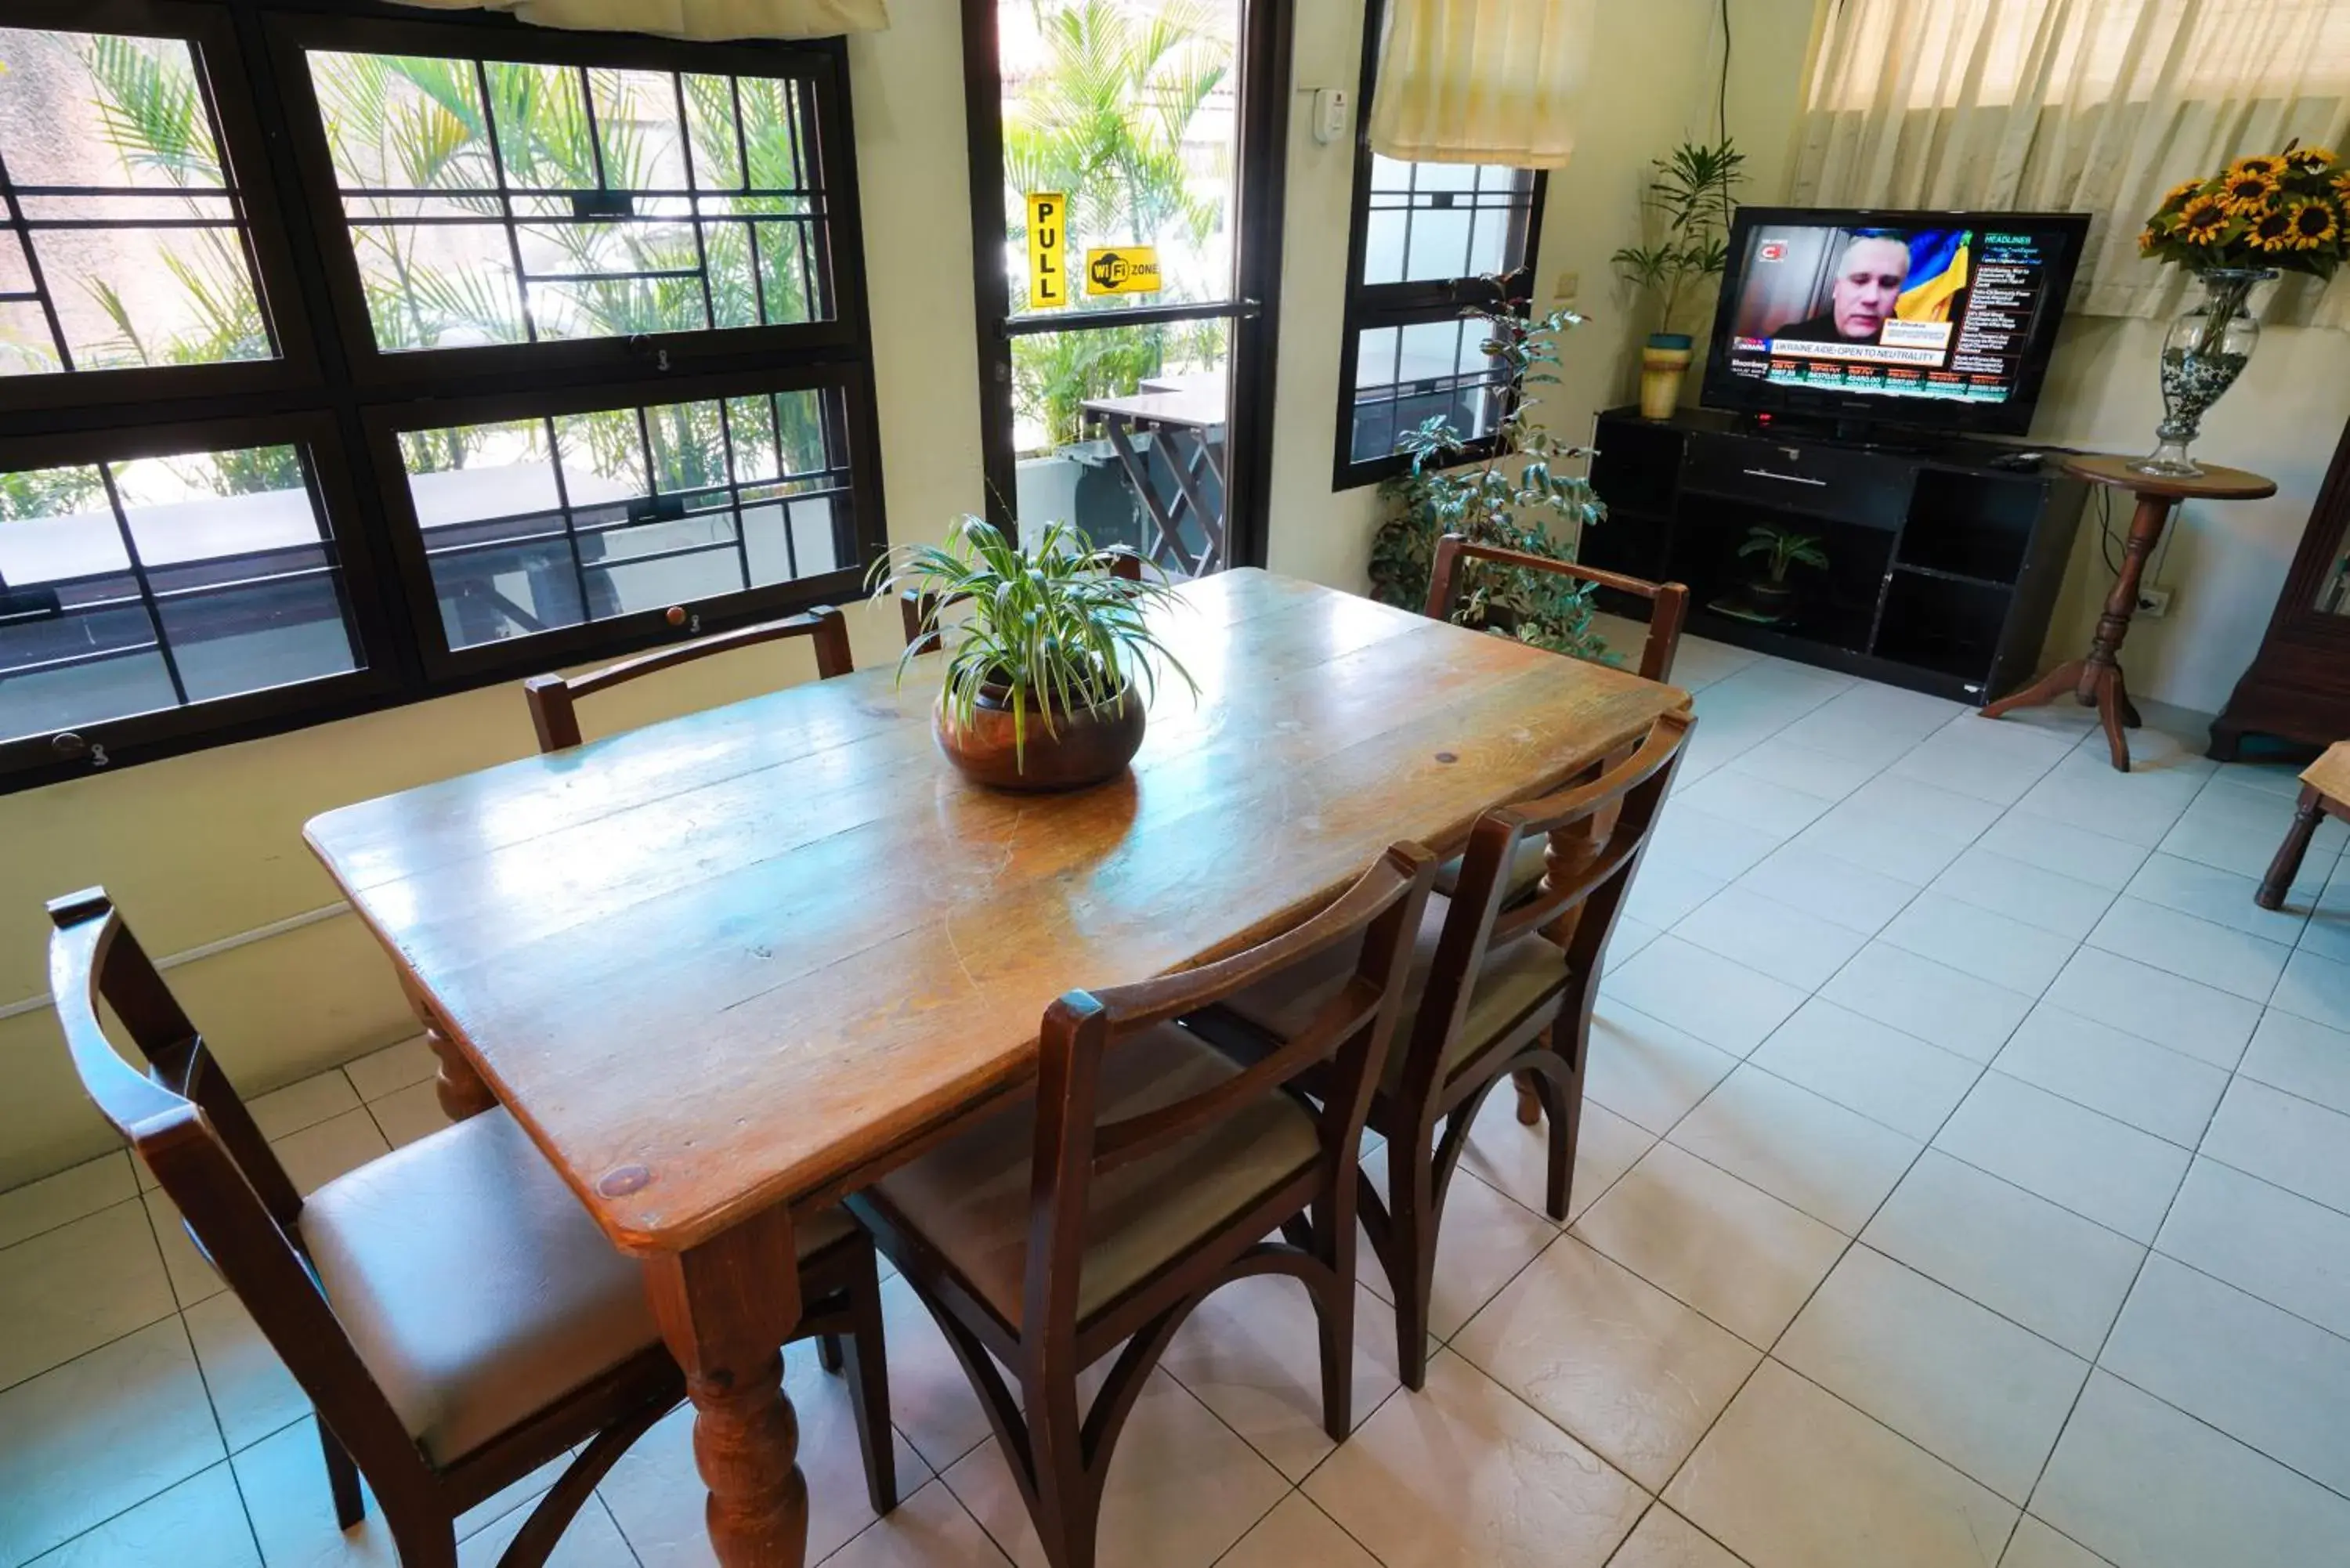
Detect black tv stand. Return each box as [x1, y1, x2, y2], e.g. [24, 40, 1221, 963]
[1578, 406, 2090, 703]
[1734, 410, 1942, 453]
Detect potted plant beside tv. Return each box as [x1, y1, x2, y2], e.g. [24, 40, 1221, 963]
[1611, 139, 1745, 419]
[873, 517, 1194, 791]
[1731, 525, 1827, 624]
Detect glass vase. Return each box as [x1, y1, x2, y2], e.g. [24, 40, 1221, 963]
[2135, 267, 2276, 478]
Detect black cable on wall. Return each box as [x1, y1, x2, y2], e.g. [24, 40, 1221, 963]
[1718, 0, 1733, 141]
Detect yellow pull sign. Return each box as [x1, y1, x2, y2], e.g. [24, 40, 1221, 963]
[1086, 247, 1162, 297]
[1027, 192, 1067, 311]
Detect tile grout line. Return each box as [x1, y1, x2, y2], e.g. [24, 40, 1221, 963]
[0, 1251, 183, 1401]
[0, 1154, 138, 1253]
[2008, 1068, 2207, 1560]
[1585, 692, 2068, 1558]
[765, 706, 2293, 1564]
[729, 712, 2304, 1562]
[2082, 1349, 2350, 1515]
[1262, 1102, 1682, 1563]
[24, 683, 2341, 1567]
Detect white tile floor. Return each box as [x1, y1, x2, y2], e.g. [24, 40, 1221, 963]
[10, 634, 2350, 1566]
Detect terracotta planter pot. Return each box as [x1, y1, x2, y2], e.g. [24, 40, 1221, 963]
[935, 681, 1146, 792]
[1744, 579, 1796, 620]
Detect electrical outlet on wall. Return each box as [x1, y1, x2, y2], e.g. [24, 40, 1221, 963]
[2138, 586, 2172, 618]
[1552, 270, 1579, 303]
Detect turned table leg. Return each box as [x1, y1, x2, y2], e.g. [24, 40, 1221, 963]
[1982, 490, 2178, 773]
[643, 1206, 809, 1567]
[2075, 493, 2175, 771]
[399, 972, 497, 1121]
[2259, 785, 2330, 912]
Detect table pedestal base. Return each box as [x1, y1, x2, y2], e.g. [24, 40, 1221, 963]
[1979, 486, 2176, 773]
[1978, 456, 2276, 775]
[1981, 656, 2143, 771]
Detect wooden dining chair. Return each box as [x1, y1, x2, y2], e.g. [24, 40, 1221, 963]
[1425, 531, 1690, 684]
[1198, 710, 1691, 1389]
[1426, 532, 1690, 1124]
[523, 605, 853, 752]
[900, 549, 1144, 653]
[49, 890, 895, 1567]
[844, 842, 1437, 1568]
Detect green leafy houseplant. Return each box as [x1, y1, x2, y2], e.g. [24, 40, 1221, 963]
[1737, 526, 1827, 620]
[1609, 139, 1747, 339]
[870, 517, 1195, 779]
[1739, 525, 1829, 584]
[1367, 290, 1611, 663]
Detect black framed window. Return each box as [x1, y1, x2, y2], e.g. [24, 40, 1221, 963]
[0, 2, 882, 791]
[304, 47, 833, 351]
[0, 26, 273, 377]
[1333, 2, 1546, 490]
[374, 370, 864, 671]
[0, 414, 392, 764]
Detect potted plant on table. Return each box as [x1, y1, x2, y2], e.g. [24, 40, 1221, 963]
[1730, 525, 1828, 624]
[1610, 139, 1746, 418]
[872, 517, 1194, 791]
[2135, 141, 2348, 475]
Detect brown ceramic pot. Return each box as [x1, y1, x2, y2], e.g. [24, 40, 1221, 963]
[934, 680, 1146, 792]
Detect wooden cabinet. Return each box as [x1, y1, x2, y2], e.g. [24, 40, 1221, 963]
[1575, 407, 2091, 704]
[2212, 414, 2350, 759]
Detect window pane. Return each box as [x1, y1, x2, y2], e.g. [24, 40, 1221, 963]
[1359, 157, 1535, 286]
[1405, 206, 1473, 284]
[0, 28, 276, 376]
[400, 386, 856, 652]
[1007, 318, 1231, 573]
[0, 443, 360, 742]
[1348, 318, 1509, 464]
[308, 47, 832, 352]
[999, 0, 1241, 318]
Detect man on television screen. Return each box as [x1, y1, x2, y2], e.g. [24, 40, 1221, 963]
[1773, 233, 1911, 344]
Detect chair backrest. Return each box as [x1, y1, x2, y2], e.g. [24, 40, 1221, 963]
[1401, 710, 1691, 1097]
[47, 892, 432, 1486]
[900, 551, 1144, 654]
[1023, 842, 1437, 1336]
[1424, 533, 1690, 684]
[524, 605, 853, 753]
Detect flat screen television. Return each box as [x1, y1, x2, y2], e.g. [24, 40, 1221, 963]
[1700, 207, 2092, 437]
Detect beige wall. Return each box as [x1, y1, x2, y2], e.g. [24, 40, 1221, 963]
[1267, 0, 1825, 589]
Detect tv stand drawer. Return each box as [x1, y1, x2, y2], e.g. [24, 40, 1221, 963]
[1681, 431, 1914, 530]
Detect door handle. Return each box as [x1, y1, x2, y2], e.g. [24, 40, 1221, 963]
[1741, 468, 1828, 487]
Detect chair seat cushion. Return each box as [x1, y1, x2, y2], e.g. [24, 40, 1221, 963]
[1431, 836, 1552, 902]
[870, 1024, 1320, 1331]
[1218, 890, 1568, 1093]
[301, 1107, 852, 1465]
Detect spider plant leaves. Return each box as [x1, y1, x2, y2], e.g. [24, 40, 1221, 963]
[869, 517, 1196, 771]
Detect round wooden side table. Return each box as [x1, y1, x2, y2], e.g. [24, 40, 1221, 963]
[1979, 455, 2276, 772]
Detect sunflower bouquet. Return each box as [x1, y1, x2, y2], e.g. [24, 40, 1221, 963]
[2140, 142, 2347, 277]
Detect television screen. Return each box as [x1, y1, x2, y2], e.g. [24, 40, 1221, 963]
[1701, 208, 2089, 434]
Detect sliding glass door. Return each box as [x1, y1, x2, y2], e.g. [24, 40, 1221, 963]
[962, 0, 1288, 575]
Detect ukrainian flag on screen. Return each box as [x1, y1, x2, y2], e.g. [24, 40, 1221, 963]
[1897, 230, 1970, 323]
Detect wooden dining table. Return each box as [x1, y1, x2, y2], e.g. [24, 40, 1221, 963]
[304, 567, 1687, 1566]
